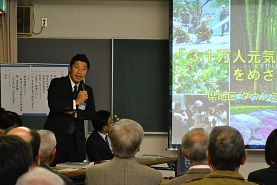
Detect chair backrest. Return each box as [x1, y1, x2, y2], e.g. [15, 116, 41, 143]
[176, 147, 190, 176]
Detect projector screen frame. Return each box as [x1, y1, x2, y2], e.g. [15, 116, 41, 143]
[169, 0, 277, 151]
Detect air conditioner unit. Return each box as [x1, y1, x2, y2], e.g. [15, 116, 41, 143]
[17, 6, 33, 36]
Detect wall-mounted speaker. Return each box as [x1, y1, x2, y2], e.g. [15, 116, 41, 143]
[17, 6, 33, 36]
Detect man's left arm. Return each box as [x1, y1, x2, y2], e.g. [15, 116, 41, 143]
[75, 85, 96, 121]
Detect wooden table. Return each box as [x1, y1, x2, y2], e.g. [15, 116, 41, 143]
[136, 155, 178, 175]
[51, 166, 87, 185]
[55, 155, 178, 185]
[136, 155, 178, 166]
[59, 168, 86, 178]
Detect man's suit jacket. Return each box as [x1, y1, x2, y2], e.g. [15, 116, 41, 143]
[86, 130, 114, 162]
[85, 157, 162, 185]
[161, 166, 212, 185]
[44, 75, 96, 153]
[248, 163, 277, 185]
[40, 162, 73, 185]
[186, 170, 259, 185]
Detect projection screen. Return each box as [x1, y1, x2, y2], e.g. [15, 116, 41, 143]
[169, 0, 277, 150]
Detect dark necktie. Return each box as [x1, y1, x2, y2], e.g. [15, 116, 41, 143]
[68, 85, 78, 134]
[72, 85, 78, 100]
[105, 135, 109, 146]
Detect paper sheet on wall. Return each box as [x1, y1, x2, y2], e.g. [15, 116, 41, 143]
[0, 64, 69, 115]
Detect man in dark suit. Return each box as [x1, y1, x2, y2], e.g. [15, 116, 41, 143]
[86, 110, 114, 162]
[248, 129, 277, 185]
[44, 54, 96, 166]
[37, 129, 73, 185]
[219, 5, 229, 37]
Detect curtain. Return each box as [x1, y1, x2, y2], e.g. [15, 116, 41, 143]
[0, 0, 17, 63]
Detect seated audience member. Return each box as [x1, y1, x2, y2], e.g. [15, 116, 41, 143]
[0, 110, 23, 135]
[85, 119, 162, 185]
[0, 107, 5, 112]
[16, 167, 64, 185]
[0, 135, 33, 185]
[86, 110, 114, 162]
[6, 126, 41, 168]
[162, 128, 211, 185]
[37, 129, 73, 185]
[248, 129, 277, 185]
[8, 110, 23, 126]
[216, 103, 227, 125]
[186, 126, 259, 185]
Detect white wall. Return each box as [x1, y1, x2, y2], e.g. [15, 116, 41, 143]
[24, 0, 267, 178]
[30, 1, 169, 39]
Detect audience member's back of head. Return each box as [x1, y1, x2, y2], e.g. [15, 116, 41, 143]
[92, 110, 110, 131]
[0, 107, 5, 112]
[0, 135, 33, 185]
[37, 129, 56, 162]
[6, 127, 41, 165]
[16, 167, 64, 185]
[30, 129, 41, 163]
[8, 110, 23, 126]
[0, 110, 22, 134]
[208, 126, 245, 171]
[0, 111, 15, 130]
[110, 119, 144, 158]
[182, 128, 209, 163]
[265, 129, 277, 165]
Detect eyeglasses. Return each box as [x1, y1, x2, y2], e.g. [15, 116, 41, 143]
[107, 119, 114, 125]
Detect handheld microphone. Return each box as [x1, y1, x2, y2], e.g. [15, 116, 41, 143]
[81, 81, 86, 91]
[81, 81, 87, 103]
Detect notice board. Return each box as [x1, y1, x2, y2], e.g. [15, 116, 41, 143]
[0, 64, 68, 115]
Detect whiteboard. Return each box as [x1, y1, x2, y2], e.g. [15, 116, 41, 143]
[0, 64, 69, 115]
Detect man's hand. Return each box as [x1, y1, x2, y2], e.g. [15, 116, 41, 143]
[75, 90, 88, 105]
[65, 111, 74, 116]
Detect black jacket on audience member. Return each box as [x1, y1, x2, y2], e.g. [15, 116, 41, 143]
[248, 163, 277, 185]
[86, 130, 113, 162]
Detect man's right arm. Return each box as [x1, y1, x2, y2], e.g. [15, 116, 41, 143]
[47, 78, 73, 114]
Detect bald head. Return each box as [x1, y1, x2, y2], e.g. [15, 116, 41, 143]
[16, 167, 64, 185]
[6, 126, 41, 166]
[6, 127, 32, 143]
[182, 128, 209, 165]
